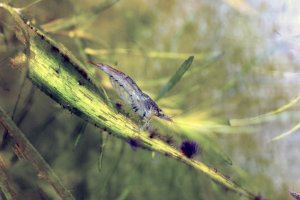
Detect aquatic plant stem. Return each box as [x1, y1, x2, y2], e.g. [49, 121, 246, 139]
[0, 106, 75, 200]
[0, 154, 19, 200]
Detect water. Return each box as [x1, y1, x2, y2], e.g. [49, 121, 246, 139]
[1, 0, 300, 199]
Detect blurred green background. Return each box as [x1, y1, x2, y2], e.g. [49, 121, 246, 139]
[0, 0, 299, 199]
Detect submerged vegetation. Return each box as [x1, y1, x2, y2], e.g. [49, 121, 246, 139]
[0, 0, 299, 199]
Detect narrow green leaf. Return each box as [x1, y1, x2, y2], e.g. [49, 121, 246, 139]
[116, 187, 131, 200]
[97, 133, 108, 172]
[73, 121, 88, 149]
[230, 94, 300, 126]
[0, 156, 19, 200]
[0, 106, 75, 200]
[85, 48, 206, 60]
[270, 122, 300, 142]
[156, 56, 194, 100]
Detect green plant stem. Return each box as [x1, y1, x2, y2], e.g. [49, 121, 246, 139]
[0, 155, 19, 200]
[0, 106, 75, 200]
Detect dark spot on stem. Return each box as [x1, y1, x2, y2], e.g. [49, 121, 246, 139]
[76, 67, 89, 80]
[78, 80, 84, 86]
[149, 131, 157, 139]
[164, 152, 171, 157]
[115, 102, 122, 112]
[97, 115, 107, 121]
[62, 54, 70, 63]
[50, 46, 60, 53]
[253, 195, 265, 200]
[180, 140, 199, 158]
[54, 67, 60, 74]
[128, 138, 141, 150]
[165, 135, 173, 144]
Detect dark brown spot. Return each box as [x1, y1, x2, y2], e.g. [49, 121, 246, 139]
[253, 195, 264, 200]
[164, 152, 170, 157]
[54, 67, 60, 74]
[128, 138, 141, 150]
[165, 135, 173, 144]
[180, 140, 199, 158]
[115, 102, 122, 111]
[62, 54, 70, 63]
[78, 80, 84, 86]
[51, 45, 60, 52]
[98, 115, 107, 121]
[149, 132, 157, 139]
[76, 67, 89, 80]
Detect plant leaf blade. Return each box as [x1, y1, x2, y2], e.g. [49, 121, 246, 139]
[156, 56, 194, 100]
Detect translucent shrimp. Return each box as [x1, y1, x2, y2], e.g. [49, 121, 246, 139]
[89, 62, 172, 129]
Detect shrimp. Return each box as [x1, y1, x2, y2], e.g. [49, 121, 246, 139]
[89, 62, 172, 129]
